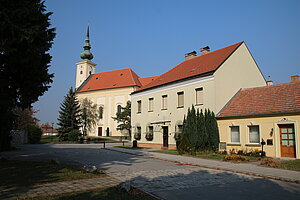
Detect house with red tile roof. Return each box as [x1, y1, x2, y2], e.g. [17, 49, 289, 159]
[217, 76, 300, 158]
[131, 41, 267, 149]
[40, 124, 58, 136]
[75, 26, 157, 137]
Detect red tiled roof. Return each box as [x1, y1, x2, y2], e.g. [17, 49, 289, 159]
[139, 76, 159, 86]
[217, 81, 300, 118]
[133, 42, 244, 93]
[77, 68, 143, 93]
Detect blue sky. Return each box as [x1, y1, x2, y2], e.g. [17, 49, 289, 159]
[34, 0, 300, 125]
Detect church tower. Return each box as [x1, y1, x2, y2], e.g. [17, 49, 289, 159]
[75, 25, 96, 89]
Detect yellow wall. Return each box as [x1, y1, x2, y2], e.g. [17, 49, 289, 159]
[75, 60, 96, 89]
[218, 114, 300, 158]
[214, 43, 266, 112]
[76, 86, 135, 136]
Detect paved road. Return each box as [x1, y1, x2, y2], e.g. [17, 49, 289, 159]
[1, 144, 300, 200]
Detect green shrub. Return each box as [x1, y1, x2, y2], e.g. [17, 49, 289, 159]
[68, 130, 81, 142]
[23, 124, 42, 144]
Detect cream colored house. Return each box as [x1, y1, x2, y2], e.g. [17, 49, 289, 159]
[75, 26, 157, 137]
[217, 76, 300, 158]
[131, 42, 266, 149]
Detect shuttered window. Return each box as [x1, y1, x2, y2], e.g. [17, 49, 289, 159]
[162, 95, 167, 110]
[137, 100, 141, 113]
[177, 92, 184, 108]
[230, 126, 240, 143]
[249, 126, 260, 143]
[148, 98, 154, 112]
[195, 88, 203, 105]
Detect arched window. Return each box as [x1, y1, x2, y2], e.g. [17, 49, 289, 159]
[80, 71, 83, 74]
[117, 105, 122, 114]
[99, 106, 104, 119]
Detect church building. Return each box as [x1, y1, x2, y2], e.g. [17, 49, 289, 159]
[75, 26, 157, 137]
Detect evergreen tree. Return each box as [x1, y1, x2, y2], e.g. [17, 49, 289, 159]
[197, 109, 208, 151]
[187, 106, 198, 149]
[57, 88, 81, 141]
[210, 111, 220, 151]
[80, 98, 98, 137]
[0, 0, 55, 151]
[112, 101, 132, 138]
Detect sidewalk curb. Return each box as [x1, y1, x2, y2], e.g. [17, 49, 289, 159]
[107, 147, 300, 185]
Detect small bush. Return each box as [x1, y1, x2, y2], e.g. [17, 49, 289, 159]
[260, 158, 279, 168]
[23, 124, 42, 144]
[223, 155, 250, 162]
[68, 130, 81, 142]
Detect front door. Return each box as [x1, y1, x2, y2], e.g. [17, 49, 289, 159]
[162, 126, 169, 147]
[279, 124, 296, 158]
[98, 127, 102, 136]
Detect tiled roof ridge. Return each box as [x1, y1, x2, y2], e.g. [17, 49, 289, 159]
[128, 68, 142, 86]
[241, 80, 300, 91]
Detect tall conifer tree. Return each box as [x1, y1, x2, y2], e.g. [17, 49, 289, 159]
[57, 87, 81, 141]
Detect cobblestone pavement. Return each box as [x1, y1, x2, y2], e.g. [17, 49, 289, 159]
[1, 144, 300, 200]
[0, 176, 121, 200]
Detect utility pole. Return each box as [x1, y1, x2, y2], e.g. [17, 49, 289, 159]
[51, 123, 54, 142]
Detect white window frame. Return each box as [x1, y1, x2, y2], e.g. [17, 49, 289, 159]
[148, 98, 154, 112]
[230, 126, 240, 143]
[162, 95, 168, 110]
[195, 87, 203, 105]
[177, 91, 184, 108]
[248, 125, 260, 144]
[137, 100, 142, 113]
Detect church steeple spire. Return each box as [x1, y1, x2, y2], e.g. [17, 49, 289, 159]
[80, 25, 94, 61]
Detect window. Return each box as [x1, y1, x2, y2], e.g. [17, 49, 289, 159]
[177, 92, 184, 108]
[80, 71, 83, 74]
[249, 126, 260, 143]
[230, 126, 240, 143]
[176, 125, 183, 133]
[137, 100, 141, 113]
[195, 88, 203, 105]
[162, 95, 168, 110]
[137, 127, 141, 134]
[148, 98, 154, 112]
[117, 105, 122, 114]
[149, 126, 154, 134]
[99, 106, 104, 119]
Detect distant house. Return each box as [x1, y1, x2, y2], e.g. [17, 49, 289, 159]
[40, 124, 58, 136]
[131, 41, 266, 149]
[217, 76, 300, 158]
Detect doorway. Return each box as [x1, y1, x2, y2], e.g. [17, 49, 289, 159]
[279, 124, 296, 158]
[98, 127, 102, 136]
[162, 126, 169, 148]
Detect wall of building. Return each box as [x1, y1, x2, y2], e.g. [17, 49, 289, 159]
[131, 76, 215, 147]
[214, 43, 266, 112]
[76, 86, 135, 136]
[218, 114, 300, 158]
[75, 60, 96, 89]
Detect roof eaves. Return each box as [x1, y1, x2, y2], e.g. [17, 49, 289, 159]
[217, 111, 300, 120]
[132, 71, 215, 95]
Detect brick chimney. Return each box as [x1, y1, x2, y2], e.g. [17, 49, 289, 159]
[200, 46, 210, 55]
[291, 75, 299, 82]
[266, 76, 273, 86]
[185, 51, 197, 60]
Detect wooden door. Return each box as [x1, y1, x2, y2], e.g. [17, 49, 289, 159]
[163, 126, 169, 147]
[98, 127, 102, 136]
[279, 124, 296, 158]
